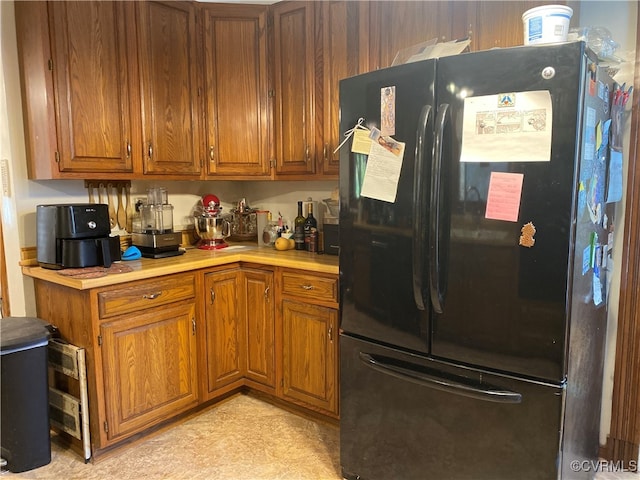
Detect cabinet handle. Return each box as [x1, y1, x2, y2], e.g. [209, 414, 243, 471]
[301, 284, 314, 290]
[210, 288, 215, 304]
[323, 143, 328, 161]
[192, 317, 196, 335]
[328, 326, 333, 342]
[148, 142, 153, 159]
[126, 142, 132, 159]
[142, 292, 162, 300]
[264, 286, 270, 301]
[209, 146, 215, 161]
[305, 144, 310, 163]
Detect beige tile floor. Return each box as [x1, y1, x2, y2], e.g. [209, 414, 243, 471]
[3, 393, 638, 480]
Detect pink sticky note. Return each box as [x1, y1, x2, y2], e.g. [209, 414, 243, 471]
[485, 172, 524, 222]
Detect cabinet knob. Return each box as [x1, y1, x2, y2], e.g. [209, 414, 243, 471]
[143, 292, 162, 300]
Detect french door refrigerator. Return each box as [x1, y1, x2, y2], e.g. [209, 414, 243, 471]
[339, 42, 615, 480]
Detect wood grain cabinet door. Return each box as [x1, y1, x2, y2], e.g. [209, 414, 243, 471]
[49, 1, 137, 174]
[137, 1, 201, 176]
[201, 4, 271, 178]
[272, 1, 316, 175]
[243, 269, 275, 387]
[281, 299, 338, 414]
[318, 1, 360, 177]
[203, 269, 246, 396]
[100, 302, 198, 441]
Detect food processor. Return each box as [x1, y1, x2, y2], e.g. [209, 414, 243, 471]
[131, 187, 184, 258]
[194, 195, 232, 249]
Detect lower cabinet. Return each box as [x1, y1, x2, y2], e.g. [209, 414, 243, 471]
[202, 266, 276, 400]
[279, 269, 339, 417]
[100, 302, 199, 441]
[281, 299, 338, 415]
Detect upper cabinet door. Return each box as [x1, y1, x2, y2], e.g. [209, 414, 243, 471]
[201, 4, 271, 178]
[137, 1, 201, 176]
[318, 1, 360, 177]
[272, 1, 316, 176]
[366, 1, 455, 71]
[49, 1, 137, 174]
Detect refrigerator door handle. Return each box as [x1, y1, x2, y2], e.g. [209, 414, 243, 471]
[429, 103, 449, 314]
[359, 352, 522, 404]
[412, 104, 432, 311]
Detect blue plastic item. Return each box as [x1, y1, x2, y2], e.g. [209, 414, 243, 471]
[121, 246, 141, 261]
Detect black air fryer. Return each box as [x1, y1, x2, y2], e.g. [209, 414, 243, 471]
[36, 204, 121, 270]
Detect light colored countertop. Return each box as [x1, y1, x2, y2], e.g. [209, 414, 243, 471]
[22, 244, 339, 290]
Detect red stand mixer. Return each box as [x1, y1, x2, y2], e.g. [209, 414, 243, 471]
[194, 195, 232, 250]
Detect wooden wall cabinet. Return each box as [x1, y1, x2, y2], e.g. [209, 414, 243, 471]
[15, 1, 139, 179]
[200, 4, 271, 178]
[137, 1, 202, 177]
[278, 269, 339, 416]
[271, 1, 316, 176]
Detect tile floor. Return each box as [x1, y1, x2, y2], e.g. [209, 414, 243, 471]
[3, 393, 638, 480]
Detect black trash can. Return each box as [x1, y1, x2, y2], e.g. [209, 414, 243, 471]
[0, 317, 52, 473]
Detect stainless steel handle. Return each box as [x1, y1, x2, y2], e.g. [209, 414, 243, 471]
[301, 285, 314, 290]
[148, 142, 153, 159]
[210, 288, 215, 305]
[359, 352, 522, 404]
[143, 292, 162, 300]
[429, 103, 449, 314]
[412, 104, 432, 312]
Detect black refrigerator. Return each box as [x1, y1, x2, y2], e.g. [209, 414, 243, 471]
[339, 42, 616, 480]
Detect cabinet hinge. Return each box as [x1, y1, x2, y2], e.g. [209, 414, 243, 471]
[54, 151, 60, 163]
[47, 58, 53, 71]
[103, 421, 109, 433]
[97, 335, 102, 346]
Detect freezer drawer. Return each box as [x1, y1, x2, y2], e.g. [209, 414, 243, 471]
[340, 335, 564, 480]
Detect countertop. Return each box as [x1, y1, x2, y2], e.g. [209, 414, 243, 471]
[22, 244, 339, 290]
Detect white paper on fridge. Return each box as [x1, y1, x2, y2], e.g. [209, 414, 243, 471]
[460, 90, 552, 163]
[360, 129, 406, 203]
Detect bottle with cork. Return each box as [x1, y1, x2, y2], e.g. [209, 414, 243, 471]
[303, 200, 317, 251]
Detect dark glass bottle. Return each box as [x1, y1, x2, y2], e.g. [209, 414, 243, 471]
[303, 203, 317, 250]
[294, 201, 305, 250]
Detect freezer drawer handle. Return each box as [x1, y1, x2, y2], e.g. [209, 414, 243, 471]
[359, 352, 522, 404]
[412, 103, 432, 311]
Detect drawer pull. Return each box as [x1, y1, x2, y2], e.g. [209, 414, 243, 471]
[210, 288, 215, 305]
[143, 292, 162, 300]
[264, 286, 270, 301]
[301, 285, 314, 291]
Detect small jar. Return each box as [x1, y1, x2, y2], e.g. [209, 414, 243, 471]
[262, 214, 279, 246]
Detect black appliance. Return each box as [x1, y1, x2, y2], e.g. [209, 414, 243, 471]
[339, 42, 616, 479]
[37, 204, 121, 270]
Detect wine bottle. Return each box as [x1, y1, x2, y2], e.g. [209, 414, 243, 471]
[294, 201, 305, 250]
[303, 203, 317, 251]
